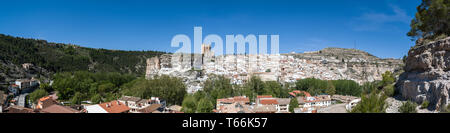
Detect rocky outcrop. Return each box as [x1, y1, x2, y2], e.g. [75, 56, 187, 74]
[397, 37, 450, 110]
[289, 48, 403, 84]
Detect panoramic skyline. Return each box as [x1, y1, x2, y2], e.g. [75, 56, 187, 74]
[0, 0, 421, 58]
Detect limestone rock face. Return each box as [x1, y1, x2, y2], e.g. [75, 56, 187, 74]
[288, 48, 403, 84]
[397, 37, 450, 110]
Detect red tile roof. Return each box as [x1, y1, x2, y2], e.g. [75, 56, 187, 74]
[259, 99, 278, 105]
[290, 90, 311, 97]
[40, 104, 80, 113]
[37, 96, 58, 109]
[98, 100, 130, 113]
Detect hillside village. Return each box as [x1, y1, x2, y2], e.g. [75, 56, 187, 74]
[146, 45, 403, 93]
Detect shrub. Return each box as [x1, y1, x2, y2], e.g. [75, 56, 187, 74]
[29, 89, 49, 103]
[289, 98, 299, 113]
[350, 92, 387, 113]
[399, 101, 417, 113]
[420, 100, 429, 109]
[383, 84, 395, 97]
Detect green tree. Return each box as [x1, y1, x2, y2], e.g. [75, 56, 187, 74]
[71, 92, 83, 105]
[407, 0, 450, 41]
[203, 76, 234, 100]
[332, 80, 362, 96]
[246, 76, 265, 95]
[39, 83, 53, 93]
[399, 101, 418, 113]
[121, 75, 186, 105]
[29, 89, 48, 103]
[381, 71, 395, 86]
[289, 98, 299, 113]
[91, 94, 102, 104]
[263, 81, 286, 98]
[196, 98, 214, 113]
[181, 95, 197, 113]
[325, 81, 336, 95]
[350, 92, 388, 113]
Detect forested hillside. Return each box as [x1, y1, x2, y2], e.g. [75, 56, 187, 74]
[0, 34, 165, 84]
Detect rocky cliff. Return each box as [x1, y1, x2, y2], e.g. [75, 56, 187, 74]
[397, 37, 450, 110]
[288, 48, 403, 84]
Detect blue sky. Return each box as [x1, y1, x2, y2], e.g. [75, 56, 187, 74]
[0, 0, 421, 58]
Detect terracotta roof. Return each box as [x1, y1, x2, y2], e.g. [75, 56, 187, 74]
[40, 104, 80, 113]
[138, 104, 161, 113]
[259, 99, 278, 105]
[37, 96, 58, 109]
[288, 92, 295, 97]
[98, 100, 130, 113]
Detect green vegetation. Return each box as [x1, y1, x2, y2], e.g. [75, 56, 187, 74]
[289, 98, 299, 113]
[52, 71, 186, 105]
[420, 100, 430, 109]
[90, 94, 102, 104]
[381, 71, 395, 86]
[71, 92, 83, 105]
[29, 89, 48, 103]
[0, 34, 164, 75]
[399, 101, 418, 113]
[407, 0, 449, 43]
[181, 94, 197, 113]
[39, 83, 53, 93]
[350, 92, 388, 113]
[332, 80, 361, 96]
[361, 71, 396, 97]
[295, 78, 361, 96]
[121, 75, 187, 105]
[196, 97, 214, 113]
[202, 75, 234, 102]
[233, 76, 290, 102]
[262, 81, 289, 98]
[52, 71, 136, 103]
[383, 84, 395, 97]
